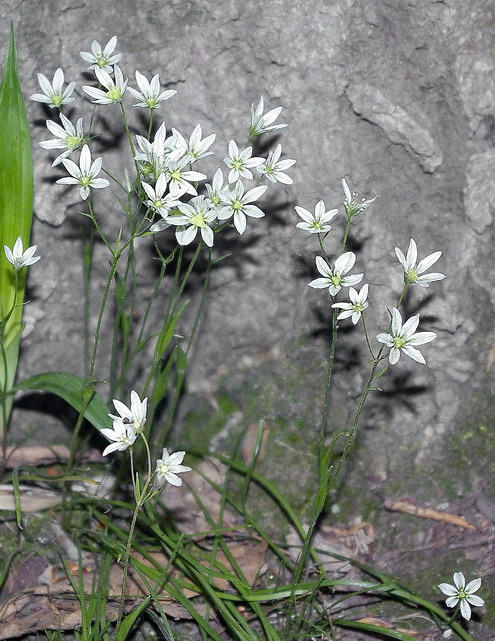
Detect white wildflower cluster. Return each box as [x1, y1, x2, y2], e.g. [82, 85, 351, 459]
[298, 179, 446, 367]
[100, 390, 191, 487]
[31, 36, 295, 246]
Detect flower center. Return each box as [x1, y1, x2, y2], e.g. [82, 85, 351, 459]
[52, 94, 63, 107]
[170, 169, 182, 182]
[66, 135, 82, 152]
[232, 199, 243, 211]
[406, 268, 418, 284]
[392, 336, 406, 350]
[330, 275, 342, 287]
[80, 176, 92, 188]
[191, 213, 206, 229]
[107, 86, 123, 101]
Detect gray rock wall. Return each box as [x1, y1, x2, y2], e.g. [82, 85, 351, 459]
[1, 0, 494, 481]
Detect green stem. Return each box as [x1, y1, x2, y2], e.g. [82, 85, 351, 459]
[116, 433, 154, 629]
[319, 307, 339, 474]
[341, 216, 352, 253]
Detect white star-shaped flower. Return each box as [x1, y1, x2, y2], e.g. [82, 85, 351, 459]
[249, 96, 287, 138]
[217, 180, 267, 235]
[332, 284, 369, 325]
[100, 421, 137, 457]
[108, 390, 148, 433]
[83, 65, 128, 104]
[155, 448, 191, 487]
[342, 177, 376, 217]
[257, 144, 295, 184]
[4, 237, 41, 271]
[39, 114, 84, 166]
[223, 140, 264, 183]
[57, 144, 110, 200]
[205, 168, 233, 209]
[376, 308, 436, 365]
[166, 155, 207, 197]
[395, 238, 445, 288]
[142, 174, 184, 224]
[295, 200, 339, 234]
[127, 70, 176, 109]
[80, 36, 122, 73]
[30, 68, 76, 108]
[308, 252, 364, 296]
[438, 572, 484, 621]
[172, 124, 216, 163]
[170, 195, 218, 247]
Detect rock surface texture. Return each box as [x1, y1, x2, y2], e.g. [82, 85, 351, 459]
[1, 0, 495, 634]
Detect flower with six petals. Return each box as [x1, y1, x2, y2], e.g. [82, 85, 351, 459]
[127, 70, 176, 109]
[4, 237, 41, 271]
[223, 140, 264, 183]
[57, 144, 110, 200]
[170, 195, 218, 247]
[395, 238, 445, 288]
[342, 177, 376, 217]
[332, 284, 369, 325]
[376, 308, 436, 365]
[30, 68, 76, 108]
[155, 448, 191, 487]
[39, 114, 84, 166]
[256, 144, 296, 184]
[249, 96, 287, 138]
[296, 200, 339, 234]
[80, 36, 122, 73]
[308, 252, 363, 297]
[83, 65, 128, 104]
[217, 181, 267, 235]
[438, 572, 484, 621]
[108, 390, 148, 433]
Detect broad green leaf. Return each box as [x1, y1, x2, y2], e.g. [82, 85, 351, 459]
[0, 25, 34, 435]
[0, 25, 33, 346]
[13, 371, 112, 431]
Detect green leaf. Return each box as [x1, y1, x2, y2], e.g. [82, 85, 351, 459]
[13, 371, 112, 431]
[115, 596, 151, 641]
[0, 25, 34, 434]
[154, 301, 188, 359]
[0, 25, 33, 345]
[335, 619, 421, 640]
